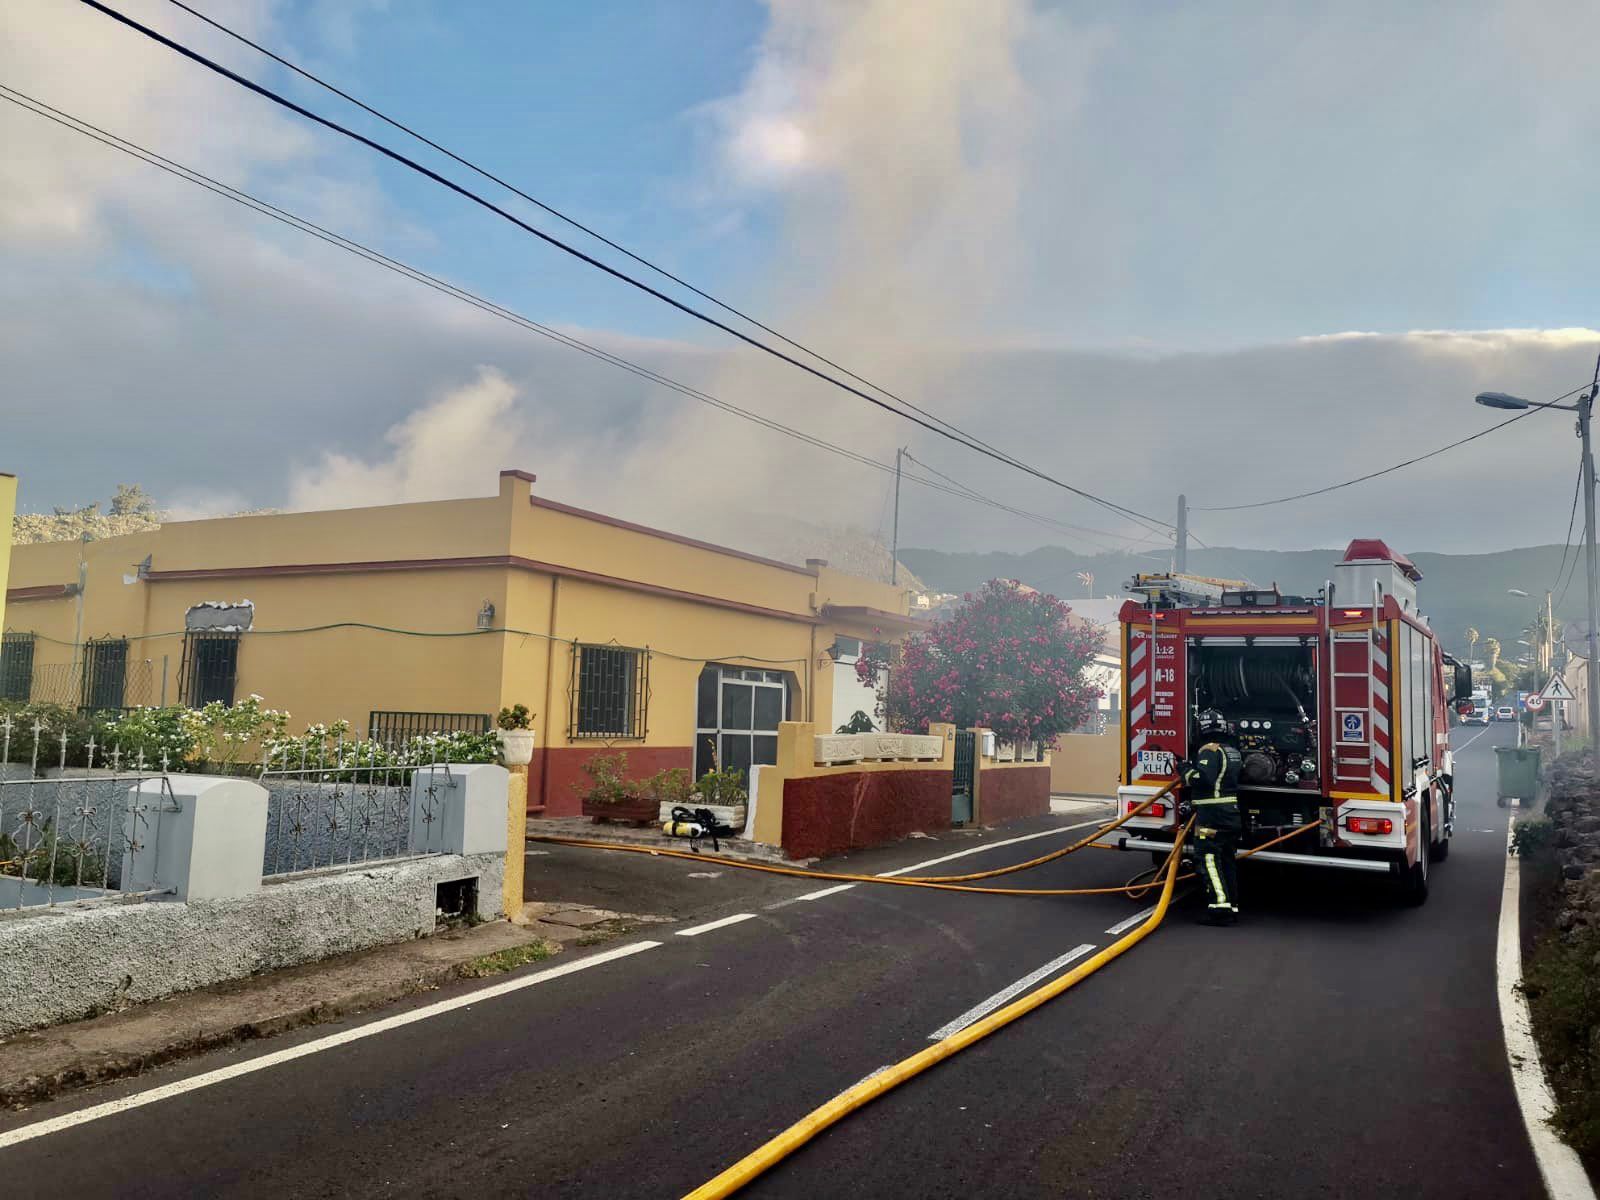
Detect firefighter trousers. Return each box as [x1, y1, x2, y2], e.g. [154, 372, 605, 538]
[1194, 808, 1240, 914]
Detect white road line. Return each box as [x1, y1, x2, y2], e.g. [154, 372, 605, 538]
[1105, 905, 1156, 936]
[675, 913, 757, 937]
[1497, 819, 1597, 1200]
[1456, 726, 1493, 753]
[796, 884, 856, 901]
[927, 945, 1097, 1041]
[0, 940, 663, 1151]
[877, 818, 1107, 878]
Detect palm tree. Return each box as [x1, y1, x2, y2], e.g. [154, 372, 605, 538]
[1464, 626, 1480, 663]
[1483, 637, 1501, 672]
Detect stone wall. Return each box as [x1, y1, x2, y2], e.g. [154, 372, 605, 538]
[0, 852, 503, 1036]
[1541, 755, 1600, 932]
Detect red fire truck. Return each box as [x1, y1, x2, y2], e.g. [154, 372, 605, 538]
[1109, 539, 1472, 904]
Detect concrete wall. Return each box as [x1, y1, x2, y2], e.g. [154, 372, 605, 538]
[0, 852, 503, 1036]
[976, 762, 1051, 824]
[780, 769, 951, 860]
[1049, 733, 1121, 798]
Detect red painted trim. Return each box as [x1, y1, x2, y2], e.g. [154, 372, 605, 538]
[499, 468, 538, 483]
[5, 583, 74, 603]
[145, 555, 821, 625]
[528, 495, 815, 576]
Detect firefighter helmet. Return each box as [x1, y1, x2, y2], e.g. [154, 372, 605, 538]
[1195, 708, 1232, 738]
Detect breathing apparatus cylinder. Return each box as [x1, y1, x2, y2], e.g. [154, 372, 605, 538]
[663, 819, 706, 839]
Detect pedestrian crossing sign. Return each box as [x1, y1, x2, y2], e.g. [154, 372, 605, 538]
[1540, 674, 1576, 703]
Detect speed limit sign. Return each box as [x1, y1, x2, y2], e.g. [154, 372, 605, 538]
[1526, 694, 1546, 712]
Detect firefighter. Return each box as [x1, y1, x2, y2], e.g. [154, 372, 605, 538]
[1181, 709, 1243, 926]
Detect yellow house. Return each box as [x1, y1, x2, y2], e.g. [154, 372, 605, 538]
[2, 470, 924, 815]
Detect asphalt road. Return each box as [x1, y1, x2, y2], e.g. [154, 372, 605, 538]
[0, 722, 1546, 1198]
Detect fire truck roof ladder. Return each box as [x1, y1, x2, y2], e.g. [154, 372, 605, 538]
[1127, 572, 1250, 608]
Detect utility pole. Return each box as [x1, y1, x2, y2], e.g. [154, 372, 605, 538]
[1579, 368, 1600, 763]
[890, 446, 904, 586]
[1175, 494, 1188, 574]
[71, 533, 92, 688]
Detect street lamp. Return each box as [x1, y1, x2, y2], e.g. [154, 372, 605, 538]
[1477, 359, 1600, 762]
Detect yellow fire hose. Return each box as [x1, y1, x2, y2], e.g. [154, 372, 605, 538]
[528, 783, 1322, 899]
[679, 818, 1197, 1199]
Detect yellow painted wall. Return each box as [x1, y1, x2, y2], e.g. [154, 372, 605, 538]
[1048, 733, 1120, 797]
[0, 473, 15, 639]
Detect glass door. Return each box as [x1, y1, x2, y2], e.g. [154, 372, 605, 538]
[695, 666, 790, 780]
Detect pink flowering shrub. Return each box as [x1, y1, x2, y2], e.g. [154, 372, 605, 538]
[858, 579, 1101, 748]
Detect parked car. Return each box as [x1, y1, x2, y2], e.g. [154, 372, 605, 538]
[1495, 705, 1517, 722]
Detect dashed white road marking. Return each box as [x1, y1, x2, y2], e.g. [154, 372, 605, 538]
[796, 884, 856, 901]
[1105, 905, 1157, 936]
[0, 940, 663, 1151]
[1497, 818, 1597, 1200]
[928, 944, 1097, 1041]
[675, 913, 757, 937]
[877, 818, 1108, 878]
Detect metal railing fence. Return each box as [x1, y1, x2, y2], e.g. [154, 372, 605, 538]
[0, 716, 177, 910]
[367, 710, 490, 745]
[258, 738, 453, 877]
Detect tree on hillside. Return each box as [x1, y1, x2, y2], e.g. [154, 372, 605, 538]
[12, 485, 279, 545]
[1482, 637, 1501, 672]
[1464, 626, 1480, 663]
[858, 579, 1102, 748]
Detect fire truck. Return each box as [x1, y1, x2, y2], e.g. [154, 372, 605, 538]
[1109, 540, 1472, 904]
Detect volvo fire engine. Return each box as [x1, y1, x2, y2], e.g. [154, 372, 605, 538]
[1110, 539, 1471, 904]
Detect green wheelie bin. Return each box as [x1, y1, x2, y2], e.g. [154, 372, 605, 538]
[1494, 745, 1541, 808]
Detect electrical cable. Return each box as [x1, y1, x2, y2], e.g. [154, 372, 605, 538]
[1548, 459, 1584, 601]
[76, 0, 1173, 536]
[156, 0, 1050, 477]
[1191, 383, 1591, 513]
[0, 84, 1156, 555]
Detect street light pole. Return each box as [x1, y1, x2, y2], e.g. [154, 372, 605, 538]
[1477, 354, 1600, 763]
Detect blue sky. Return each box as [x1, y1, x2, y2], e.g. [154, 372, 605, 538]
[5, 0, 1600, 558]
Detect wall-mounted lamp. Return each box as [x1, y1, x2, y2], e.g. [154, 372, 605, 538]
[477, 600, 496, 631]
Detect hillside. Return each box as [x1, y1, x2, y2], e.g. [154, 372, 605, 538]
[899, 542, 1580, 657]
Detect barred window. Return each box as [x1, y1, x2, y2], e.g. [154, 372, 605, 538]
[182, 631, 240, 706]
[80, 638, 128, 712]
[0, 632, 34, 702]
[571, 645, 648, 739]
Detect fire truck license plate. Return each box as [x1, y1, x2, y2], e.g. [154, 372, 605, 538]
[1138, 750, 1176, 777]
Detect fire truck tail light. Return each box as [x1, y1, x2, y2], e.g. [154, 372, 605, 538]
[1346, 816, 1392, 836]
[1128, 801, 1169, 819]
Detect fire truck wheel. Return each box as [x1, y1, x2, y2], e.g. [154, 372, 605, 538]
[1397, 811, 1431, 906]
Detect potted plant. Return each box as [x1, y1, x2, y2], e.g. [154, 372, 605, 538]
[580, 752, 658, 824]
[495, 704, 536, 766]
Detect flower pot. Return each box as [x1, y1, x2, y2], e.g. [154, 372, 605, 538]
[583, 793, 658, 825]
[496, 728, 536, 766]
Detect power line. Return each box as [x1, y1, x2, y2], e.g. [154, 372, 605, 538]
[0, 83, 1150, 557]
[158, 0, 1028, 473]
[77, 0, 1173, 535]
[1190, 385, 1591, 513]
[1548, 459, 1584, 600]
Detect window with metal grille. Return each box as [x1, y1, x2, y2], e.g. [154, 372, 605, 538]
[570, 644, 648, 739]
[0, 633, 34, 701]
[182, 631, 240, 706]
[80, 638, 128, 712]
[368, 711, 491, 746]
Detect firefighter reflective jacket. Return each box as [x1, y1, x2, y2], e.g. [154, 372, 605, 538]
[1185, 741, 1242, 804]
